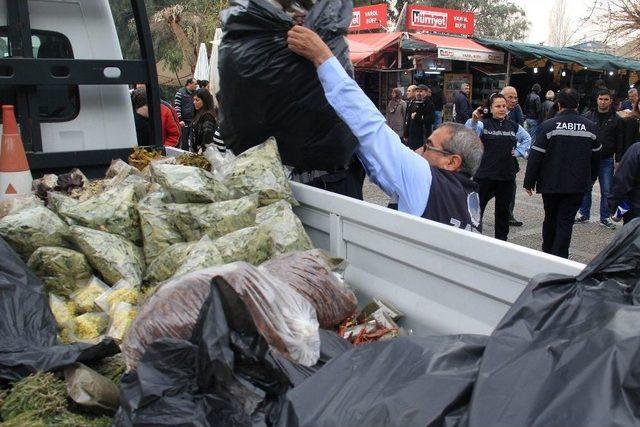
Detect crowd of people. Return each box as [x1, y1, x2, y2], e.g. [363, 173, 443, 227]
[130, 78, 225, 154]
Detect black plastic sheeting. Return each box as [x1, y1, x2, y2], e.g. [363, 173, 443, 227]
[117, 220, 640, 426]
[0, 238, 118, 383]
[115, 277, 353, 426]
[218, 0, 359, 171]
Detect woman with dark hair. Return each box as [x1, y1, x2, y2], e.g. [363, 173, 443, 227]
[197, 80, 210, 91]
[465, 93, 531, 241]
[191, 88, 217, 153]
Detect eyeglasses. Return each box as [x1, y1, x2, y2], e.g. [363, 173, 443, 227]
[423, 139, 454, 156]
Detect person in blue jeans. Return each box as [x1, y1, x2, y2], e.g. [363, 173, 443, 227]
[524, 83, 542, 142]
[575, 89, 625, 229]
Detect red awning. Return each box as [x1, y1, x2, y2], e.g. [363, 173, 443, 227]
[347, 32, 403, 65]
[407, 33, 504, 64]
[409, 33, 492, 52]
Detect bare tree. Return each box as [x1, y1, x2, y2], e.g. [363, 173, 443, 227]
[589, 0, 640, 54]
[548, 0, 574, 46]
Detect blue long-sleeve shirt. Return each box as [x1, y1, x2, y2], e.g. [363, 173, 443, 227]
[464, 118, 532, 158]
[317, 57, 431, 216]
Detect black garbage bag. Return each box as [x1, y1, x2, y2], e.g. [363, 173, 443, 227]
[467, 219, 640, 427]
[218, 0, 359, 171]
[0, 238, 118, 383]
[277, 335, 488, 427]
[116, 277, 352, 426]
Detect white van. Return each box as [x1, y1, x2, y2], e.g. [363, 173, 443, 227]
[0, 0, 155, 175]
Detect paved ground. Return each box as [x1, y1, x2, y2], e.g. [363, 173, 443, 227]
[362, 158, 617, 264]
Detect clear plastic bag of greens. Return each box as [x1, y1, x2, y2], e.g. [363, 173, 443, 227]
[144, 241, 195, 284]
[95, 279, 139, 313]
[49, 294, 78, 328]
[0, 205, 70, 260]
[69, 276, 110, 314]
[106, 302, 138, 342]
[167, 194, 258, 242]
[0, 194, 43, 219]
[150, 163, 231, 203]
[221, 137, 297, 206]
[137, 188, 183, 264]
[59, 184, 142, 244]
[62, 312, 109, 344]
[172, 236, 224, 278]
[70, 225, 145, 286]
[256, 200, 313, 255]
[27, 246, 93, 298]
[214, 225, 275, 265]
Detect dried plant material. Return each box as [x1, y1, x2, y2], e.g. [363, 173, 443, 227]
[32, 174, 59, 199]
[66, 312, 109, 343]
[176, 152, 211, 170]
[0, 194, 43, 219]
[143, 242, 194, 284]
[28, 247, 92, 298]
[70, 226, 145, 287]
[137, 188, 183, 264]
[69, 276, 110, 314]
[95, 280, 139, 313]
[128, 147, 163, 171]
[49, 294, 78, 327]
[47, 191, 77, 216]
[87, 354, 126, 385]
[222, 138, 296, 206]
[214, 225, 275, 265]
[172, 236, 224, 278]
[0, 372, 67, 421]
[256, 200, 313, 255]
[0, 206, 70, 260]
[167, 195, 258, 242]
[106, 302, 138, 342]
[59, 184, 142, 244]
[150, 163, 231, 203]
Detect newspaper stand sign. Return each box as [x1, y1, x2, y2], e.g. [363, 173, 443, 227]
[349, 4, 388, 31]
[406, 6, 474, 36]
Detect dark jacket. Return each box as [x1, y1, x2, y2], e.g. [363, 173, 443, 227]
[422, 167, 481, 233]
[454, 91, 472, 124]
[609, 141, 640, 223]
[174, 87, 195, 122]
[192, 111, 216, 152]
[404, 98, 435, 150]
[431, 87, 445, 111]
[524, 109, 601, 194]
[619, 115, 640, 161]
[542, 100, 555, 120]
[474, 117, 520, 181]
[524, 92, 542, 121]
[508, 104, 525, 125]
[583, 109, 624, 159]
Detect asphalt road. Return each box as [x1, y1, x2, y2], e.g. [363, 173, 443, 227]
[362, 158, 617, 265]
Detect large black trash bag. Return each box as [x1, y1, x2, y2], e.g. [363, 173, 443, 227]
[218, 0, 359, 171]
[277, 334, 488, 427]
[116, 277, 352, 426]
[0, 238, 118, 383]
[467, 219, 640, 427]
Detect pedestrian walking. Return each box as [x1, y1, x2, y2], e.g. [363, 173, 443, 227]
[524, 84, 543, 141]
[386, 88, 406, 138]
[542, 90, 555, 120]
[453, 83, 473, 124]
[174, 78, 197, 151]
[524, 89, 601, 259]
[502, 86, 525, 227]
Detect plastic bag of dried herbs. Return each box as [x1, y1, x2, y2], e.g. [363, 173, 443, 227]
[0, 205, 70, 260]
[0, 194, 43, 219]
[59, 184, 142, 244]
[47, 191, 78, 216]
[143, 241, 194, 284]
[106, 302, 138, 342]
[69, 276, 110, 314]
[167, 194, 258, 242]
[69, 226, 145, 286]
[221, 137, 296, 206]
[137, 191, 183, 264]
[27, 247, 93, 298]
[95, 280, 139, 313]
[172, 236, 224, 278]
[256, 200, 313, 255]
[61, 312, 109, 343]
[150, 163, 231, 203]
[49, 294, 78, 327]
[214, 225, 275, 265]
[106, 158, 142, 180]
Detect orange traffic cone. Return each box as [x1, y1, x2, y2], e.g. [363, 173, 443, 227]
[0, 105, 32, 200]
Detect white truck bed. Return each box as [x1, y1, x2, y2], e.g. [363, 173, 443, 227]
[291, 182, 585, 336]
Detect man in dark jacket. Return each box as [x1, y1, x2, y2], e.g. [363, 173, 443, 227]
[609, 141, 640, 224]
[174, 78, 197, 150]
[454, 83, 472, 124]
[404, 84, 435, 150]
[524, 83, 543, 141]
[575, 89, 624, 229]
[503, 86, 525, 226]
[524, 89, 601, 259]
[431, 85, 445, 130]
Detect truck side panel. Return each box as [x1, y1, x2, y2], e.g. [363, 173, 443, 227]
[291, 182, 585, 335]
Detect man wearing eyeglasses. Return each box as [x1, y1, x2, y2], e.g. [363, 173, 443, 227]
[287, 26, 484, 232]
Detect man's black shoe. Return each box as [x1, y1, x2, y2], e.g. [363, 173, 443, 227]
[509, 217, 523, 227]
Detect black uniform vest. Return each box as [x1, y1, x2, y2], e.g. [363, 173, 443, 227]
[474, 117, 519, 181]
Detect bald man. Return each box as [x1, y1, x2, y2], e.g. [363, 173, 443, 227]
[501, 86, 525, 226]
[403, 85, 418, 145]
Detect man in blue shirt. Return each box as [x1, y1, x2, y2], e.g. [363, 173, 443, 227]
[287, 26, 484, 232]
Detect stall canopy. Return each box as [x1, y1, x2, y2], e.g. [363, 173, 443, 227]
[347, 32, 403, 65]
[475, 37, 640, 71]
[402, 33, 505, 65]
